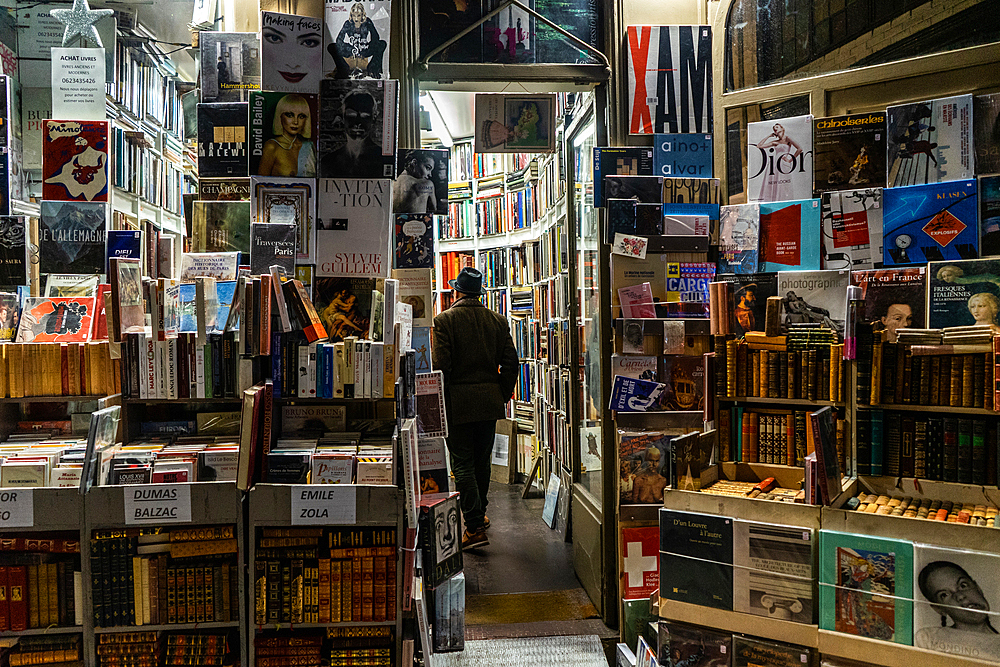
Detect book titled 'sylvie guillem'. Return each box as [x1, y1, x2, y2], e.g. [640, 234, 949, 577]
[659, 508, 733, 610]
[316, 178, 391, 277]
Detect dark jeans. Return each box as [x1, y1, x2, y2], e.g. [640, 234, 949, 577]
[446, 419, 497, 533]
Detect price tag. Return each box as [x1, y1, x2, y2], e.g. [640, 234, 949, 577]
[291, 485, 357, 525]
[124, 484, 192, 524]
[0, 489, 34, 528]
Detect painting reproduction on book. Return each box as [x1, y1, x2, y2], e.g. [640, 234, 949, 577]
[813, 112, 887, 196]
[716, 272, 778, 335]
[851, 268, 926, 342]
[618, 430, 671, 505]
[313, 276, 375, 342]
[927, 258, 1000, 329]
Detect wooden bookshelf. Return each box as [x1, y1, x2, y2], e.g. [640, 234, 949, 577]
[659, 599, 819, 648]
[817, 630, 998, 667]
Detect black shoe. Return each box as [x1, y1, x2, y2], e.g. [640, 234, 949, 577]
[462, 529, 489, 550]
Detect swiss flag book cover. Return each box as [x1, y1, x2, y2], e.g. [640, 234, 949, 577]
[621, 526, 659, 599]
[42, 120, 109, 202]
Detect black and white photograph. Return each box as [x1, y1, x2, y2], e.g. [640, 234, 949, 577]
[474, 94, 556, 153]
[777, 269, 850, 337]
[324, 0, 391, 79]
[394, 148, 448, 215]
[318, 79, 398, 178]
[199, 32, 262, 103]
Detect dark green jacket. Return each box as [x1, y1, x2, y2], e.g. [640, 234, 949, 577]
[432, 296, 519, 424]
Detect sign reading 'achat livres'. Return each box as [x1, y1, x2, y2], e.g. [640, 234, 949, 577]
[0, 489, 34, 528]
[124, 484, 192, 525]
[290, 485, 357, 524]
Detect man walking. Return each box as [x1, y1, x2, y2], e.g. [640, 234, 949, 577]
[432, 267, 519, 550]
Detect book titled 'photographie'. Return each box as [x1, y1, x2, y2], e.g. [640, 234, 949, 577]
[0, 216, 27, 288]
[15, 296, 95, 343]
[653, 133, 713, 178]
[659, 509, 733, 610]
[199, 31, 262, 103]
[250, 222, 296, 276]
[592, 147, 654, 207]
[197, 103, 249, 177]
[758, 198, 821, 272]
[821, 188, 884, 271]
[813, 112, 887, 196]
[42, 120, 109, 202]
[748, 114, 814, 202]
[887, 94, 974, 188]
[394, 214, 434, 269]
[777, 269, 850, 337]
[38, 200, 106, 276]
[318, 79, 398, 179]
[316, 178, 391, 277]
[882, 179, 978, 267]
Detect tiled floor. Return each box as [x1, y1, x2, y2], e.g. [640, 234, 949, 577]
[436, 635, 609, 667]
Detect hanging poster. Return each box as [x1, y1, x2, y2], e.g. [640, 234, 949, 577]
[474, 94, 556, 154]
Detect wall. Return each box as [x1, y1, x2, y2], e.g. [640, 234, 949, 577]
[622, 0, 705, 27]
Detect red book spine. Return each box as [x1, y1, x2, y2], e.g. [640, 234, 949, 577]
[8, 566, 26, 632]
[786, 414, 795, 466]
[260, 275, 272, 356]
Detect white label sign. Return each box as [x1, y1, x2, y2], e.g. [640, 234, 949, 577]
[291, 485, 357, 524]
[51, 47, 107, 121]
[124, 484, 192, 524]
[0, 489, 34, 528]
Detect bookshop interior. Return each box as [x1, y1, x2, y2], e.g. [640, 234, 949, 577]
[2, 0, 1000, 666]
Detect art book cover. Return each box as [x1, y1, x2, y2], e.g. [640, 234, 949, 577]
[974, 93, 1000, 176]
[887, 94, 974, 187]
[15, 296, 95, 343]
[318, 79, 397, 179]
[323, 0, 391, 80]
[0, 216, 27, 288]
[732, 637, 813, 667]
[777, 269, 850, 338]
[758, 198, 821, 272]
[813, 112, 887, 196]
[912, 544, 1000, 662]
[748, 115, 814, 203]
[662, 178, 719, 205]
[474, 93, 556, 154]
[882, 179, 978, 267]
[979, 175, 1000, 256]
[0, 292, 20, 341]
[248, 91, 318, 177]
[412, 325, 432, 371]
[316, 178, 391, 277]
[199, 178, 251, 201]
[392, 268, 432, 328]
[658, 356, 704, 412]
[610, 375, 666, 413]
[717, 203, 760, 274]
[38, 201, 106, 276]
[716, 272, 778, 336]
[618, 430, 672, 505]
[613, 255, 666, 317]
[313, 276, 375, 341]
[197, 102, 249, 177]
[733, 520, 814, 624]
[658, 622, 731, 667]
[621, 527, 659, 599]
[42, 120, 109, 202]
[659, 509, 733, 610]
[250, 176, 316, 262]
[851, 268, 926, 342]
[394, 214, 434, 269]
[111, 258, 143, 334]
[415, 371, 448, 438]
[192, 200, 251, 253]
[662, 213, 709, 236]
[664, 262, 713, 306]
[250, 222, 296, 275]
[593, 147, 654, 208]
[611, 354, 657, 383]
[819, 530, 913, 644]
[607, 200, 664, 237]
[654, 133, 713, 178]
[618, 283, 657, 318]
[821, 188, 883, 270]
[394, 148, 448, 215]
[260, 12, 323, 93]
[625, 25, 712, 135]
[199, 32, 261, 102]
[105, 229, 141, 274]
[927, 258, 1000, 329]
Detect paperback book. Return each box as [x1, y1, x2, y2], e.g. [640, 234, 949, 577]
[620, 527, 659, 599]
[978, 175, 1000, 256]
[733, 520, 814, 624]
[927, 258, 1000, 329]
[612, 255, 667, 317]
[625, 25, 712, 135]
[394, 214, 434, 269]
[316, 178, 391, 277]
[758, 198, 821, 272]
[0, 292, 18, 341]
[250, 222, 296, 275]
[312, 276, 375, 341]
[250, 176, 316, 262]
[45, 273, 99, 297]
[813, 112, 887, 196]
[180, 252, 240, 281]
[393, 268, 433, 327]
[0, 216, 27, 288]
[658, 356, 704, 412]
[887, 94, 974, 187]
[618, 430, 672, 504]
[192, 200, 252, 253]
[821, 188, 883, 270]
[603, 175, 663, 204]
[717, 203, 760, 274]
[850, 268, 927, 342]
[618, 283, 657, 318]
[42, 120, 109, 202]
[248, 91, 319, 177]
[747, 114, 814, 202]
[412, 326, 432, 371]
[882, 179, 978, 266]
[610, 376, 666, 413]
[197, 102, 249, 177]
[105, 229, 141, 274]
[593, 147, 654, 208]
[653, 133, 713, 178]
[15, 296, 95, 343]
[777, 269, 850, 337]
[199, 178, 251, 201]
[607, 200, 664, 237]
[659, 509, 733, 610]
[260, 12, 324, 93]
[974, 92, 1000, 176]
[318, 79, 398, 179]
[657, 622, 731, 667]
[732, 637, 813, 667]
[199, 32, 262, 102]
[394, 148, 448, 215]
[323, 0, 391, 80]
[716, 272, 778, 335]
[38, 201, 106, 276]
[110, 257, 143, 335]
[662, 177, 719, 204]
[611, 354, 657, 382]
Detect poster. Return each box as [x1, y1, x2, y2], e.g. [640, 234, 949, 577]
[474, 94, 556, 153]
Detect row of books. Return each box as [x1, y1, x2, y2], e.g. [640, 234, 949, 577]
[4, 634, 81, 666]
[0, 433, 102, 489]
[636, 621, 814, 667]
[111, 126, 185, 216]
[0, 341, 119, 398]
[862, 342, 992, 409]
[254, 627, 393, 667]
[265, 437, 393, 486]
[442, 198, 475, 239]
[717, 407, 847, 469]
[847, 493, 997, 526]
[474, 187, 535, 237]
[509, 287, 533, 314]
[0, 560, 80, 631]
[716, 338, 846, 402]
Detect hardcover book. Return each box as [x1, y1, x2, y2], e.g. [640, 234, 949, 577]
[197, 103, 249, 177]
[654, 133, 713, 178]
[777, 269, 850, 337]
[106, 229, 141, 274]
[819, 530, 913, 644]
[659, 509, 733, 610]
[0, 292, 18, 341]
[38, 201, 106, 276]
[658, 356, 704, 411]
[192, 200, 251, 253]
[199, 178, 251, 201]
[625, 25, 712, 135]
[748, 114, 814, 202]
[733, 520, 814, 624]
[621, 527, 659, 599]
[717, 203, 760, 274]
[394, 148, 448, 215]
[887, 94, 974, 187]
[249, 91, 318, 178]
[927, 258, 1000, 329]
[974, 92, 1000, 176]
[813, 112, 887, 196]
[473, 94, 556, 154]
[821, 188, 883, 270]
[412, 326, 432, 371]
[42, 120, 109, 202]
[45, 273, 99, 297]
[318, 79, 398, 179]
[662, 178, 720, 204]
[392, 268, 433, 327]
[882, 179, 978, 266]
[663, 213, 709, 237]
[15, 296, 95, 343]
[199, 32, 262, 102]
[603, 175, 663, 204]
[671, 430, 713, 491]
[250, 222, 296, 276]
[111, 257, 143, 335]
[180, 252, 240, 281]
[611, 354, 657, 384]
[610, 376, 666, 413]
[618, 430, 672, 505]
[312, 276, 375, 342]
[250, 176, 316, 262]
[316, 178, 391, 277]
[851, 268, 927, 342]
[260, 12, 324, 93]
[0, 216, 27, 288]
[415, 371, 448, 438]
[733, 637, 813, 667]
[323, 0, 391, 80]
[593, 147, 655, 208]
[758, 198, 821, 272]
[394, 214, 434, 269]
[979, 175, 1000, 256]
[417, 492, 462, 589]
[716, 272, 778, 335]
[658, 622, 731, 667]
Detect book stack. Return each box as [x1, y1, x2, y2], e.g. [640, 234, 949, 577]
[254, 633, 322, 667]
[0, 438, 89, 487]
[0, 538, 81, 631]
[253, 526, 397, 626]
[95, 439, 240, 485]
[848, 493, 998, 525]
[5, 635, 81, 666]
[163, 633, 230, 666]
[697, 479, 802, 503]
[1, 341, 119, 398]
[265, 435, 393, 486]
[96, 633, 159, 667]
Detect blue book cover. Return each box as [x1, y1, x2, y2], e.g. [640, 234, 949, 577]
[662, 202, 720, 220]
[609, 375, 666, 412]
[105, 230, 141, 274]
[412, 326, 432, 372]
[717, 204, 760, 274]
[979, 175, 1000, 256]
[758, 199, 821, 272]
[593, 147, 654, 208]
[882, 179, 978, 267]
[653, 133, 713, 178]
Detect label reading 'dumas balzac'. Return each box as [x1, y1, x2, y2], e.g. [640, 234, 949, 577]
[0, 490, 34, 528]
[291, 485, 357, 525]
[124, 485, 192, 524]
